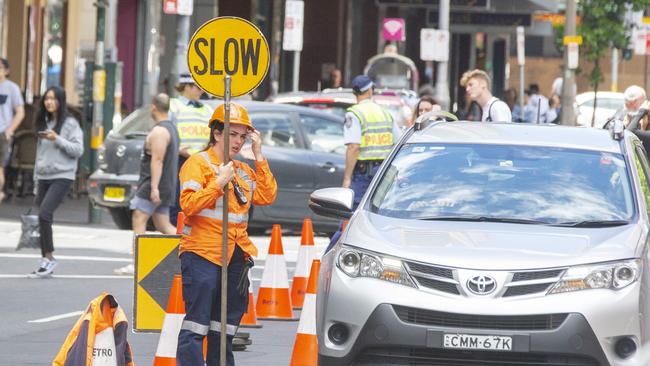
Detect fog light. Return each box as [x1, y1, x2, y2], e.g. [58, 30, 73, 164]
[615, 337, 636, 359]
[328, 323, 349, 345]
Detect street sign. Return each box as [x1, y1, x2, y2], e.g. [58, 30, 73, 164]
[420, 28, 448, 62]
[283, 0, 304, 51]
[516, 26, 525, 66]
[383, 18, 405, 42]
[133, 235, 181, 332]
[634, 28, 647, 55]
[187, 17, 270, 98]
[563, 35, 583, 46]
[163, 0, 193, 15]
[567, 43, 579, 70]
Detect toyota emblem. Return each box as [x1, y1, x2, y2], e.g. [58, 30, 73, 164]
[467, 275, 497, 295]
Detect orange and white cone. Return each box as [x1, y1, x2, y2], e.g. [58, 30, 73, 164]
[290, 259, 321, 366]
[153, 275, 185, 366]
[176, 212, 185, 234]
[291, 218, 317, 309]
[256, 224, 297, 320]
[239, 271, 263, 328]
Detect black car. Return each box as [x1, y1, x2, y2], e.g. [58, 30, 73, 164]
[88, 101, 345, 233]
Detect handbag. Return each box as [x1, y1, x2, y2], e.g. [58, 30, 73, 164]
[16, 208, 40, 250]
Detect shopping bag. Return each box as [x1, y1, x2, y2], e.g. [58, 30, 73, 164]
[16, 210, 40, 250]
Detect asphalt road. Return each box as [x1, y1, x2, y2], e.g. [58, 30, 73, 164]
[0, 220, 328, 365]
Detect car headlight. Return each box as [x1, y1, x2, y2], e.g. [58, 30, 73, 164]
[337, 246, 415, 287]
[548, 259, 641, 295]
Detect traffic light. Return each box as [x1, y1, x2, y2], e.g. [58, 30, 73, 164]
[623, 48, 633, 61]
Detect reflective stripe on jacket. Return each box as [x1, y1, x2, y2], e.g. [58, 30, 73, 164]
[178, 148, 277, 266]
[347, 101, 394, 160]
[170, 98, 213, 155]
[53, 292, 134, 366]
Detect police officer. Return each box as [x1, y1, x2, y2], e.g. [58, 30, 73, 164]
[343, 75, 400, 206]
[176, 102, 277, 366]
[169, 73, 214, 227]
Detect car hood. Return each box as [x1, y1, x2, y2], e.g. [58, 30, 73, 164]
[342, 211, 644, 270]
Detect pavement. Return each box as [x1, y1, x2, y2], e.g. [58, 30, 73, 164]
[0, 194, 330, 365]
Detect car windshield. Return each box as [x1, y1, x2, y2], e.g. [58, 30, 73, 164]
[370, 143, 635, 224]
[113, 108, 152, 138]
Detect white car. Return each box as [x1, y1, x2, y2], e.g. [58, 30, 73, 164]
[576, 91, 624, 128]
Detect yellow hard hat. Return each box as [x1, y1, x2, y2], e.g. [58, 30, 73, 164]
[208, 102, 253, 129]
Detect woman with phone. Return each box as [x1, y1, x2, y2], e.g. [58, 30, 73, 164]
[29, 86, 83, 277]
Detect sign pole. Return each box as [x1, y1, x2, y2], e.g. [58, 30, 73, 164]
[220, 74, 231, 366]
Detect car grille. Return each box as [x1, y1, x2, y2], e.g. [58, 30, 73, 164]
[353, 347, 600, 366]
[393, 305, 568, 331]
[406, 261, 454, 279]
[512, 269, 564, 282]
[503, 283, 554, 297]
[404, 261, 460, 295]
[414, 277, 460, 295]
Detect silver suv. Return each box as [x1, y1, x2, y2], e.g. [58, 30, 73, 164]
[310, 121, 650, 366]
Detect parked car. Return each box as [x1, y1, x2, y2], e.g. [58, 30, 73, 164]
[89, 101, 345, 233]
[271, 88, 415, 128]
[576, 91, 624, 128]
[310, 120, 649, 365]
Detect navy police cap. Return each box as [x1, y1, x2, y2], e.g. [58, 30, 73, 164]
[351, 75, 373, 93]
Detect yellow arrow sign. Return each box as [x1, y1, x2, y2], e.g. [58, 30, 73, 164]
[563, 35, 583, 45]
[187, 17, 270, 98]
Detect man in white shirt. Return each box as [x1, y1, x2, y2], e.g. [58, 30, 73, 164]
[460, 69, 511, 122]
[524, 84, 552, 123]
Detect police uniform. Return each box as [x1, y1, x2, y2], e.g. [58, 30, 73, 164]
[176, 103, 277, 366]
[169, 75, 214, 226]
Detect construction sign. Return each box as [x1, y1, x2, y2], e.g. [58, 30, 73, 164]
[133, 235, 182, 333]
[187, 16, 270, 98]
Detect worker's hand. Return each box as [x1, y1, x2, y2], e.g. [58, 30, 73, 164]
[216, 162, 235, 188]
[150, 189, 161, 206]
[249, 129, 263, 161]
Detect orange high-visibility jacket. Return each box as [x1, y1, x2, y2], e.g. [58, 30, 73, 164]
[178, 148, 277, 265]
[53, 292, 134, 366]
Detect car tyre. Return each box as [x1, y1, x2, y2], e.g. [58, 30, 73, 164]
[109, 207, 132, 230]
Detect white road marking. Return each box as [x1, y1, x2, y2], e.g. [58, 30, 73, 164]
[0, 274, 132, 279]
[0, 253, 132, 262]
[28, 311, 83, 323]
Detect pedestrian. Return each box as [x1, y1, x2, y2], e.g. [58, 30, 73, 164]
[523, 84, 552, 123]
[0, 57, 25, 202]
[410, 95, 441, 127]
[176, 102, 277, 366]
[29, 86, 83, 277]
[460, 69, 511, 122]
[114, 94, 179, 275]
[169, 72, 214, 227]
[503, 88, 522, 122]
[625, 99, 650, 154]
[325, 68, 342, 89]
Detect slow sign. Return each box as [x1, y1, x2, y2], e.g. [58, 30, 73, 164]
[187, 17, 270, 97]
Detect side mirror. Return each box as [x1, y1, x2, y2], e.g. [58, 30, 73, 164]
[308, 187, 354, 219]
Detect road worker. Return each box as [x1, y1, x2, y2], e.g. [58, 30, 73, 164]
[169, 73, 214, 227]
[176, 102, 277, 366]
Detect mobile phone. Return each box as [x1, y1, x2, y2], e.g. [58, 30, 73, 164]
[37, 131, 49, 136]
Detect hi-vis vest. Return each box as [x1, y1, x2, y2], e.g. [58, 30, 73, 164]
[178, 148, 277, 266]
[53, 292, 134, 366]
[170, 98, 213, 155]
[347, 101, 394, 160]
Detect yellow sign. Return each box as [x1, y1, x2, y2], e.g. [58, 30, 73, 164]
[92, 69, 106, 102]
[187, 17, 270, 98]
[133, 234, 181, 332]
[563, 35, 583, 46]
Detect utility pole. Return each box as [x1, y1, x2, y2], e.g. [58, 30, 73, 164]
[560, 0, 577, 126]
[171, 14, 191, 95]
[611, 48, 619, 92]
[435, 0, 450, 111]
[89, 0, 107, 223]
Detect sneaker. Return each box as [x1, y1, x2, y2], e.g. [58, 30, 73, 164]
[29, 258, 57, 278]
[114, 263, 134, 275]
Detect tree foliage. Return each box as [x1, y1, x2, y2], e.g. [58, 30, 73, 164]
[578, 0, 650, 125]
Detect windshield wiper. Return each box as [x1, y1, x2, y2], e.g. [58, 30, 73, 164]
[552, 220, 629, 228]
[416, 216, 549, 225]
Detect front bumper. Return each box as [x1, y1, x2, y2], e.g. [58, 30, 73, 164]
[319, 304, 608, 366]
[88, 170, 139, 208]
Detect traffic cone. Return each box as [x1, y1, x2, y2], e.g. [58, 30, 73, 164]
[153, 275, 185, 365]
[176, 212, 185, 234]
[256, 224, 297, 320]
[291, 218, 317, 309]
[239, 271, 263, 328]
[290, 259, 321, 366]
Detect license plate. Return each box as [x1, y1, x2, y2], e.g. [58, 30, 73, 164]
[443, 334, 513, 351]
[103, 186, 126, 202]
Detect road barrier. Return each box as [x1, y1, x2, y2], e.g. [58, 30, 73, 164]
[291, 218, 317, 309]
[290, 259, 321, 366]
